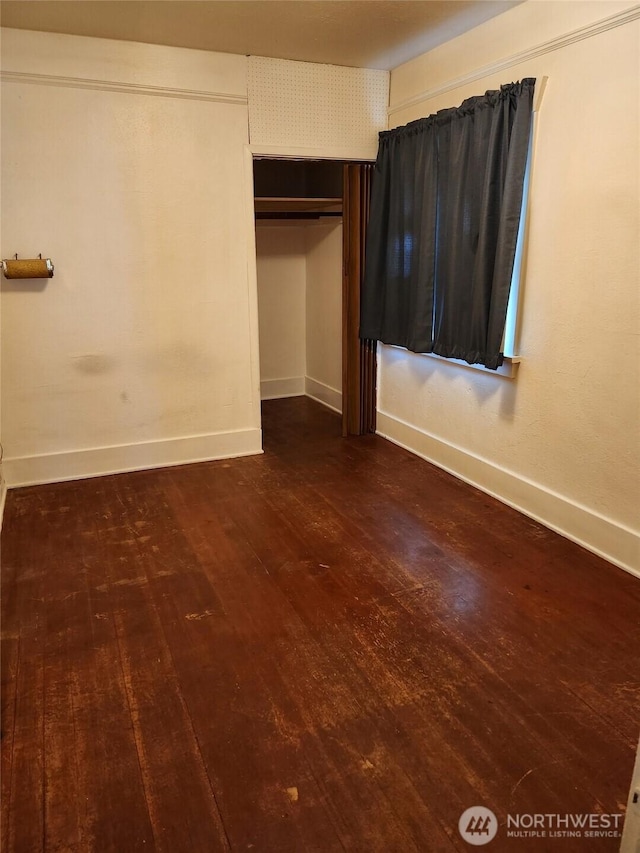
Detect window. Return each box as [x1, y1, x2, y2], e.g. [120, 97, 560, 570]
[361, 79, 535, 371]
[502, 127, 533, 359]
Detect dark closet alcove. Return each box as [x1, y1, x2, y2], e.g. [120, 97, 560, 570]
[253, 157, 376, 434]
[253, 159, 344, 219]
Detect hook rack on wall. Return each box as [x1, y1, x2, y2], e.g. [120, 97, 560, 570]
[2, 254, 54, 279]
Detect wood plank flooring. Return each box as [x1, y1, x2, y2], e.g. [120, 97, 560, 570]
[2, 396, 639, 852]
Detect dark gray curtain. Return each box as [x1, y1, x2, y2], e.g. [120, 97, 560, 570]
[361, 79, 535, 370]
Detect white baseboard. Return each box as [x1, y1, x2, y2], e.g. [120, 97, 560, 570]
[260, 377, 305, 400]
[4, 428, 263, 488]
[377, 411, 640, 579]
[260, 376, 342, 414]
[305, 376, 342, 414]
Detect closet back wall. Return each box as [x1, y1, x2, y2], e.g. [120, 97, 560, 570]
[256, 221, 343, 413]
[256, 225, 307, 401]
[305, 221, 343, 413]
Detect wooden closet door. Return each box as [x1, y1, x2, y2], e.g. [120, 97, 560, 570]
[342, 163, 377, 436]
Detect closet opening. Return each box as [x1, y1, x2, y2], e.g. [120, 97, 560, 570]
[253, 157, 376, 440]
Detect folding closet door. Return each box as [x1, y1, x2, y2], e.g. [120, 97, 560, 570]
[342, 163, 377, 436]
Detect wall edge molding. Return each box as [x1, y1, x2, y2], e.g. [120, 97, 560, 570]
[388, 4, 640, 117]
[0, 69, 248, 105]
[376, 411, 639, 579]
[4, 428, 263, 489]
[305, 376, 342, 414]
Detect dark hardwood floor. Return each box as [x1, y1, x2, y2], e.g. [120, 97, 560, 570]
[2, 396, 639, 852]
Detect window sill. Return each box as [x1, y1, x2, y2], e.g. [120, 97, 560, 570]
[385, 345, 521, 378]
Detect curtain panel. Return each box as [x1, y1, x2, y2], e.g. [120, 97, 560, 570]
[361, 79, 535, 370]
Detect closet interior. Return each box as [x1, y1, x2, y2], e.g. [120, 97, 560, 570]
[254, 159, 345, 415]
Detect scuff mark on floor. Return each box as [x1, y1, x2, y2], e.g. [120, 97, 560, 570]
[185, 609, 215, 621]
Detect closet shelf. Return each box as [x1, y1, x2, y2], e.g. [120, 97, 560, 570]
[254, 197, 342, 219]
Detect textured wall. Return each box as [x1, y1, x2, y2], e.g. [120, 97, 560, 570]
[248, 55, 388, 159]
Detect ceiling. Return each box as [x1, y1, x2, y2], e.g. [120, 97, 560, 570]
[0, 1, 521, 71]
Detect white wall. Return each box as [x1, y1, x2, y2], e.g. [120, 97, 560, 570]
[255, 220, 343, 412]
[255, 225, 307, 399]
[379, 1, 640, 575]
[305, 221, 343, 412]
[1, 28, 262, 485]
